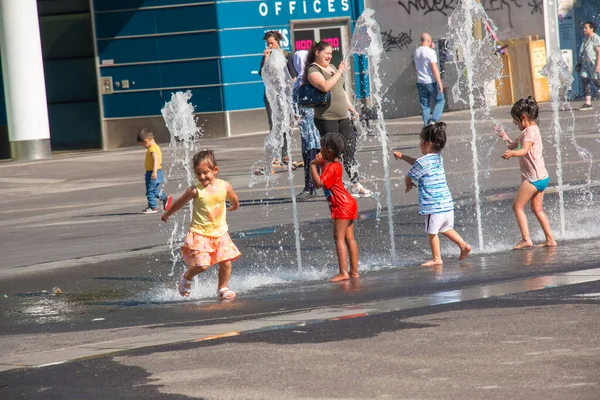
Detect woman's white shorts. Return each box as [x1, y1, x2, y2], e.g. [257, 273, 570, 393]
[424, 210, 454, 234]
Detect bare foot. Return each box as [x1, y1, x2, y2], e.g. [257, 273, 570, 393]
[421, 259, 443, 267]
[329, 273, 350, 282]
[459, 243, 471, 261]
[512, 240, 534, 250]
[535, 240, 557, 248]
[349, 271, 359, 278]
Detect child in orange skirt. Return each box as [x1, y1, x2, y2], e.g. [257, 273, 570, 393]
[161, 150, 241, 299]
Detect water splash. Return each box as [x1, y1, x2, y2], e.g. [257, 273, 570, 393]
[260, 49, 303, 271]
[446, 0, 502, 250]
[541, 51, 594, 238]
[161, 91, 202, 275]
[347, 8, 396, 260]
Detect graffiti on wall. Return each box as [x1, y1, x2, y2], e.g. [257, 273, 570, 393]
[382, 29, 413, 52]
[396, 0, 544, 28]
[528, 0, 542, 15]
[397, 0, 455, 16]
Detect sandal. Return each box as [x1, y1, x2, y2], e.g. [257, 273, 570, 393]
[217, 287, 236, 299]
[351, 182, 373, 198]
[177, 273, 193, 297]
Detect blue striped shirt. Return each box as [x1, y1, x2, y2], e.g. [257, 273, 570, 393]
[408, 153, 454, 215]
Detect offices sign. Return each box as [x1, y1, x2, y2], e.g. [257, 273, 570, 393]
[258, 0, 350, 17]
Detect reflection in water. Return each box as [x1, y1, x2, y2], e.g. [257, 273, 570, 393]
[519, 249, 535, 266]
[189, 299, 247, 312]
[459, 262, 475, 273]
[541, 246, 558, 265]
[523, 275, 554, 291]
[518, 246, 558, 267]
[422, 264, 444, 280]
[337, 278, 362, 293]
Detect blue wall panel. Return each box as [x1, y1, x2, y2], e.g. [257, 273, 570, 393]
[49, 102, 102, 148]
[98, 31, 219, 64]
[45, 58, 98, 103]
[157, 32, 219, 60]
[157, 5, 217, 34]
[220, 56, 263, 84]
[103, 86, 222, 118]
[103, 91, 163, 118]
[102, 64, 161, 90]
[95, 5, 217, 38]
[222, 83, 265, 111]
[160, 60, 221, 87]
[100, 59, 220, 91]
[160, 87, 222, 113]
[94, 0, 210, 12]
[219, 27, 290, 57]
[95, 10, 155, 38]
[98, 37, 158, 63]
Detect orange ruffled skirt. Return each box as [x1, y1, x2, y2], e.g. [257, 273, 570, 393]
[181, 231, 241, 267]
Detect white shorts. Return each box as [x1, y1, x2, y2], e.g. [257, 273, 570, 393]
[424, 211, 454, 234]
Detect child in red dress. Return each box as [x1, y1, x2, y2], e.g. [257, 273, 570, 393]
[310, 133, 359, 282]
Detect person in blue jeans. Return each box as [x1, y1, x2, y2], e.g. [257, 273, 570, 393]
[292, 50, 321, 200]
[414, 33, 445, 126]
[137, 128, 173, 214]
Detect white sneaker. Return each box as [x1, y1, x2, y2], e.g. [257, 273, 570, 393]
[351, 182, 373, 198]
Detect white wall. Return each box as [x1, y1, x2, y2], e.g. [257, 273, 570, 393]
[365, 0, 545, 118]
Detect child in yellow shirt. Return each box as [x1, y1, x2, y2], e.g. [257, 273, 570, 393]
[137, 128, 172, 214]
[161, 150, 241, 299]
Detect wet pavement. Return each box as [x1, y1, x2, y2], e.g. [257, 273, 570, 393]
[1, 279, 600, 399]
[1, 103, 600, 398]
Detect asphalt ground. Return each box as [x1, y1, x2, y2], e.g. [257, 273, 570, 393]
[1, 279, 600, 399]
[1, 102, 600, 398]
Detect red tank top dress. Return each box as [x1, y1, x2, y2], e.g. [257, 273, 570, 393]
[321, 162, 358, 220]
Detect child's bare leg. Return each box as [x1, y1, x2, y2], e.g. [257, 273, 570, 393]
[345, 220, 359, 278]
[184, 264, 209, 281]
[330, 219, 351, 282]
[440, 229, 471, 260]
[179, 264, 209, 294]
[512, 181, 537, 249]
[530, 191, 557, 247]
[422, 233, 443, 266]
[217, 261, 232, 290]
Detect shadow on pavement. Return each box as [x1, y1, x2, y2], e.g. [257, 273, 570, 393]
[0, 358, 203, 400]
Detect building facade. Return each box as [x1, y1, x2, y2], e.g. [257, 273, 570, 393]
[0, 0, 367, 159]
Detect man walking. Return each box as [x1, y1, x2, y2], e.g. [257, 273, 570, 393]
[414, 33, 445, 125]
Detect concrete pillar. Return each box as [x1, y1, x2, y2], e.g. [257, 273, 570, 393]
[0, 0, 51, 161]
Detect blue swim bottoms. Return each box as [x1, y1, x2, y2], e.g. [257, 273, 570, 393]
[530, 176, 550, 191]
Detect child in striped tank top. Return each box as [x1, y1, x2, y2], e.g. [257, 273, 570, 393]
[394, 122, 471, 266]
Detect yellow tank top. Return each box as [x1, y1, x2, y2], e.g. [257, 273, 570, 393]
[189, 179, 228, 238]
[145, 144, 163, 171]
